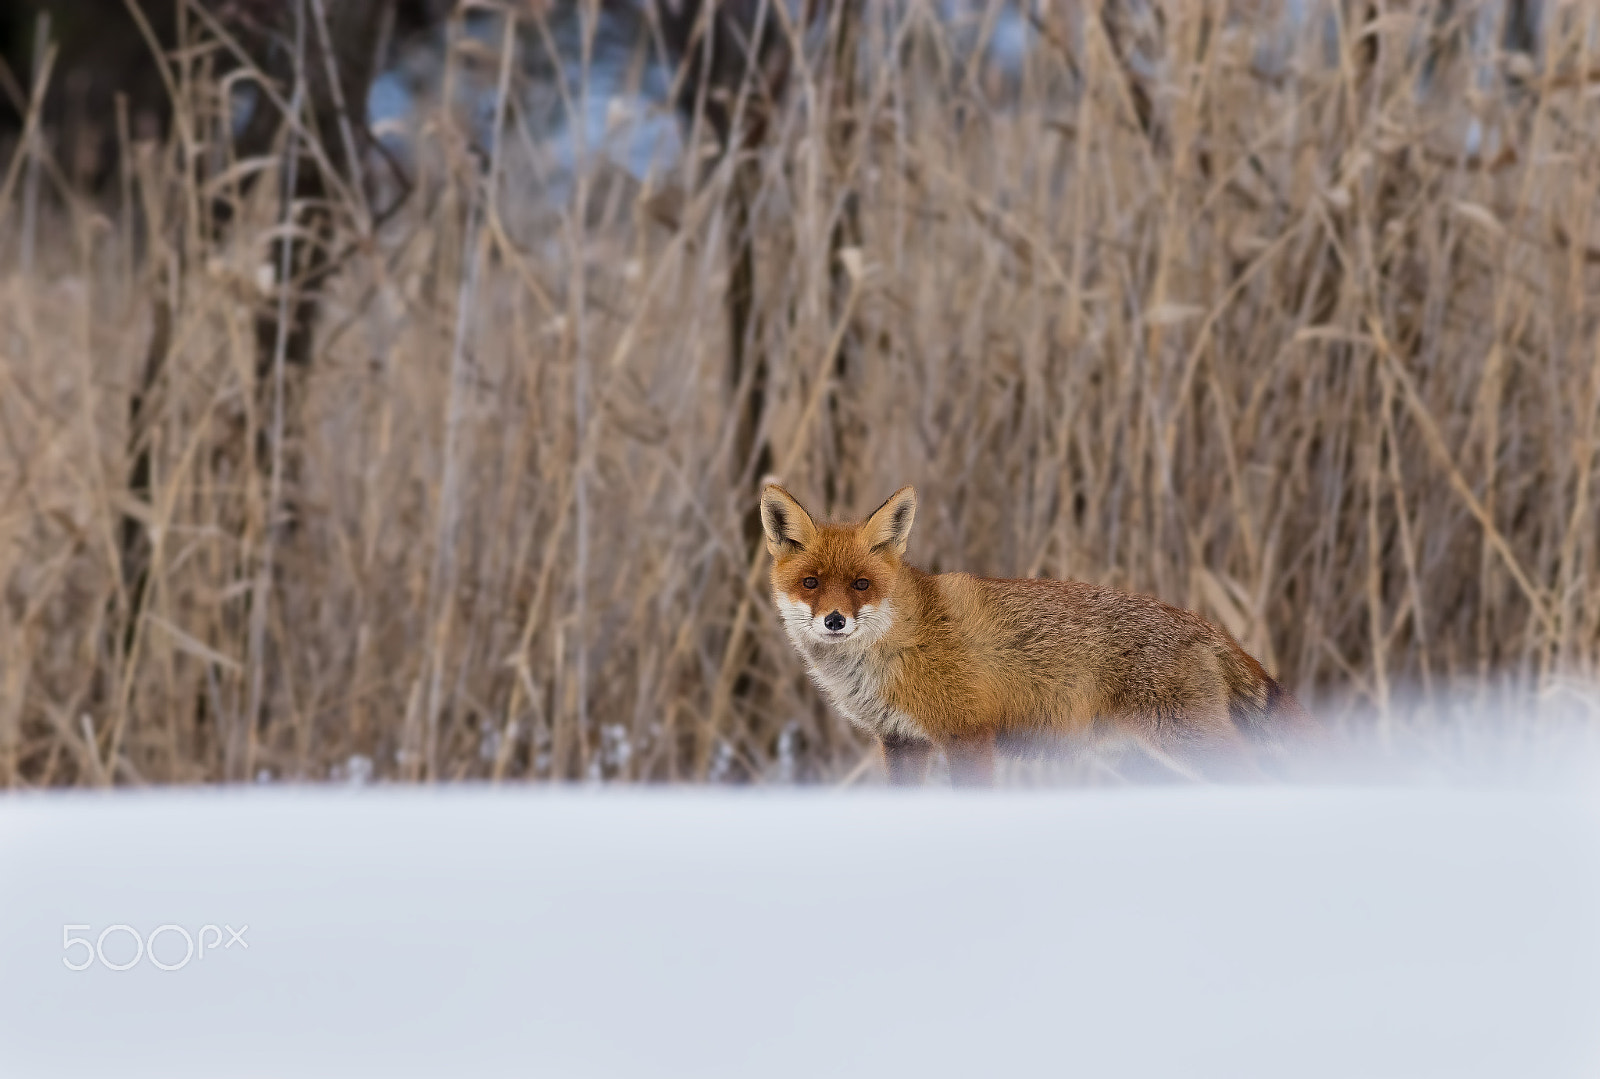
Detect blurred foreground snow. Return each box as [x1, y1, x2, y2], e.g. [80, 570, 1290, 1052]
[2, 782, 1598, 1078]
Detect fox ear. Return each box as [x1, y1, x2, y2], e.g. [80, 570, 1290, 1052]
[760, 484, 817, 556]
[861, 485, 916, 556]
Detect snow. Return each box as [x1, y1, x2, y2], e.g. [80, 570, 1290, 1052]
[2, 784, 1598, 1077]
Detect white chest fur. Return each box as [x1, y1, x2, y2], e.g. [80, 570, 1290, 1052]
[787, 634, 925, 742]
[774, 596, 925, 741]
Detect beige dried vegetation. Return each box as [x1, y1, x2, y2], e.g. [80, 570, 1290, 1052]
[2, 2, 1598, 787]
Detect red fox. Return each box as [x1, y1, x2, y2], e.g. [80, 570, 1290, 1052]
[760, 483, 1312, 785]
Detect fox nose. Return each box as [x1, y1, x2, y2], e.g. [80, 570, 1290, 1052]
[823, 610, 846, 632]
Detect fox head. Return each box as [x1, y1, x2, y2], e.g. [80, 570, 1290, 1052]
[760, 483, 916, 646]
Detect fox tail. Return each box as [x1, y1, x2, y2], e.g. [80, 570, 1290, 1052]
[1229, 669, 1316, 748]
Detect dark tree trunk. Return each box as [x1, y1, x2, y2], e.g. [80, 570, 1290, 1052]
[821, 2, 860, 515]
[228, 0, 390, 376]
[655, 0, 795, 153]
[654, 1, 803, 542]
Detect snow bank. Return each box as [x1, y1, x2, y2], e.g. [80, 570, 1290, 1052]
[2, 785, 1598, 1077]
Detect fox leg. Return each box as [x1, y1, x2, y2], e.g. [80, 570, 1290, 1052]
[1140, 704, 1261, 783]
[1120, 732, 1206, 782]
[944, 732, 996, 788]
[881, 732, 933, 786]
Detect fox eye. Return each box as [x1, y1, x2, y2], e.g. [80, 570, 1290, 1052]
[802, 577, 818, 589]
[853, 578, 870, 590]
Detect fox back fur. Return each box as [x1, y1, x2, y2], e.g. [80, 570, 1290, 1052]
[760, 483, 1312, 785]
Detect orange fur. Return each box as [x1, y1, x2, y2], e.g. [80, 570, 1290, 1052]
[761, 483, 1314, 785]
